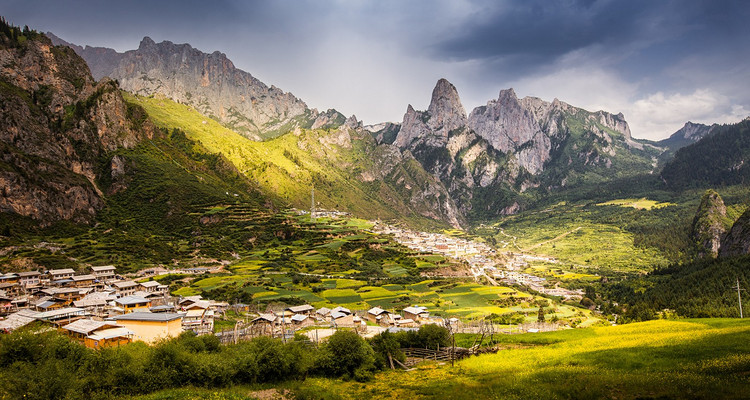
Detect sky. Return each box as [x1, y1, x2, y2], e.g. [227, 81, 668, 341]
[3, 0, 749, 140]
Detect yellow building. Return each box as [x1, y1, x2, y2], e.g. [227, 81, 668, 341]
[110, 312, 183, 344]
[60, 319, 133, 349]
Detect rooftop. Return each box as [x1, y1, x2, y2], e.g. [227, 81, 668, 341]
[111, 312, 183, 322]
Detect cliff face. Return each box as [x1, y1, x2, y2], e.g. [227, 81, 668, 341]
[468, 89, 550, 175]
[0, 28, 148, 226]
[50, 34, 318, 141]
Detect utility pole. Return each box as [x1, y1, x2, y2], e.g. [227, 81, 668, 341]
[733, 277, 745, 318]
[310, 186, 315, 222]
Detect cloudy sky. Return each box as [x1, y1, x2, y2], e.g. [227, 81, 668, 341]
[4, 0, 749, 140]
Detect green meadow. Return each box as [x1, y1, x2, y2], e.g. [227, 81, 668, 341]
[300, 318, 750, 399]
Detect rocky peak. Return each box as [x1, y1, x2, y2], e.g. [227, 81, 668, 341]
[468, 88, 550, 175]
[427, 78, 467, 132]
[139, 36, 155, 49]
[594, 111, 632, 140]
[692, 189, 729, 258]
[394, 79, 467, 149]
[675, 121, 714, 141]
[0, 28, 148, 226]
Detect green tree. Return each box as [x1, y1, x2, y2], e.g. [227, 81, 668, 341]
[369, 331, 404, 370]
[538, 306, 546, 322]
[417, 324, 450, 350]
[316, 330, 375, 380]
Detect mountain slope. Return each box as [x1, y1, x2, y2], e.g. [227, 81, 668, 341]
[48, 34, 323, 141]
[123, 93, 463, 228]
[661, 118, 750, 190]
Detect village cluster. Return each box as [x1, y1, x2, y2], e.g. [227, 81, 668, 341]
[373, 225, 583, 300]
[0, 265, 451, 348]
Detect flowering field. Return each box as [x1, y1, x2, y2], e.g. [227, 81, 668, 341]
[301, 318, 750, 399]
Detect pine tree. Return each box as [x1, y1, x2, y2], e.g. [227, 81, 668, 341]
[537, 306, 545, 322]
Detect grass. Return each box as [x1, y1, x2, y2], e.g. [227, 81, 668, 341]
[300, 318, 750, 399]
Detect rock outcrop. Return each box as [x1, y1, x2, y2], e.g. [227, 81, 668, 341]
[0, 27, 148, 226]
[692, 190, 729, 258]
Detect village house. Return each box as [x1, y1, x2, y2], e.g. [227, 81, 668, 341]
[330, 310, 356, 328]
[182, 307, 214, 335]
[0, 312, 37, 333]
[286, 304, 315, 315]
[367, 306, 392, 325]
[112, 280, 139, 296]
[0, 282, 20, 297]
[139, 280, 167, 295]
[250, 313, 277, 335]
[395, 318, 418, 328]
[48, 268, 76, 283]
[402, 306, 430, 322]
[35, 307, 86, 326]
[90, 266, 116, 282]
[71, 274, 97, 288]
[109, 312, 183, 344]
[60, 319, 134, 348]
[0, 273, 18, 285]
[114, 295, 151, 313]
[315, 307, 331, 321]
[290, 313, 314, 328]
[17, 271, 41, 288]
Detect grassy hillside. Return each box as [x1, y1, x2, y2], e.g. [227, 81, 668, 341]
[123, 93, 450, 230]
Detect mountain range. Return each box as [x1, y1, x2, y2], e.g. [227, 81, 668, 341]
[0, 28, 736, 232]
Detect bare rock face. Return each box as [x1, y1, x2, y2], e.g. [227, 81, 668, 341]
[468, 89, 551, 175]
[53, 35, 315, 141]
[394, 78, 466, 149]
[0, 32, 147, 226]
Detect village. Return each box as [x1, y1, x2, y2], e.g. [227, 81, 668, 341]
[0, 265, 480, 349]
[0, 213, 583, 349]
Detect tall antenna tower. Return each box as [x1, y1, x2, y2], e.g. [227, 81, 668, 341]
[311, 186, 315, 221]
[732, 277, 745, 318]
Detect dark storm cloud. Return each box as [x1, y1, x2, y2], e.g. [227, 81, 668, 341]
[435, 0, 650, 63]
[432, 0, 750, 75]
